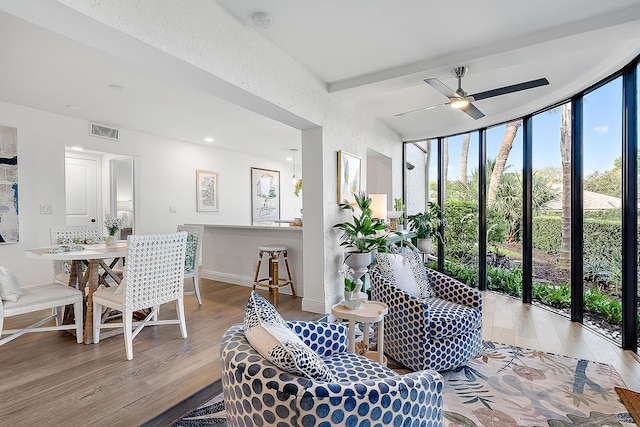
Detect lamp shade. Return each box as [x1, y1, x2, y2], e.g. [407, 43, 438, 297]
[117, 200, 133, 211]
[369, 194, 387, 222]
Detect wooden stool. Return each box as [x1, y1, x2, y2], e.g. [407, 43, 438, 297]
[252, 245, 296, 305]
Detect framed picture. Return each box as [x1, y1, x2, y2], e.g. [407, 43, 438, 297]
[196, 170, 219, 212]
[251, 167, 280, 223]
[337, 150, 361, 204]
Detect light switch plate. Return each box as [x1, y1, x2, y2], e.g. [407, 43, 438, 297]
[169, 205, 177, 213]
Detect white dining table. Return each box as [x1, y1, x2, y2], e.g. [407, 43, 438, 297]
[25, 242, 126, 344]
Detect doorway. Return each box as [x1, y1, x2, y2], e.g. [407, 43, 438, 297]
[64, 150, 135, 236]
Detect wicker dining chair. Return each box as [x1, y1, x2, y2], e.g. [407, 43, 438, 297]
[92, 232, 188, 360]
[49, 226, 103, 284]
[177, 225, 204, 305]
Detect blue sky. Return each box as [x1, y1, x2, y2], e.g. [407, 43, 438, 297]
[438, 76, 626, 182]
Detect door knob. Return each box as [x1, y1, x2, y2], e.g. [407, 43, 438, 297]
[91, 218, 96, 223]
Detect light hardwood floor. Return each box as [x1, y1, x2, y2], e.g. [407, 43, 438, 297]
[1, 280, 638, 426]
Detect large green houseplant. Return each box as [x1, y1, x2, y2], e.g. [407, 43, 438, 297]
[334, 191, 388, 267]
[407, 201, 444, 253]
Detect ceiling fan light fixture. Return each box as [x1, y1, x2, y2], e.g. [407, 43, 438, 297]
[450, 98, 469, 109]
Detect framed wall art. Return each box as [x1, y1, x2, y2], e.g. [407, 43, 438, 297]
[0, 125, 18, 243]
[251, 167, 280, 223]
[337, 150, 361, 204]
[196, 170, 219, 212]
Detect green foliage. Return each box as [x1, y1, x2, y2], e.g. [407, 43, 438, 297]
[442, 201, 508, 260]
[531, 216, 562, 254]
[431, 260, 635, 327]
[532, 282, 571, 308]
[333, 191, 388, 253]
[393, 197, 405, 224]
[407, 202, 444, 239]
[532, 215, 623, 261]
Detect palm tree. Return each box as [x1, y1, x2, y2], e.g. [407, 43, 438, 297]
[559, 103, 571, 270]
[487, 120, 522, 204]
[460, 133, 471, 186]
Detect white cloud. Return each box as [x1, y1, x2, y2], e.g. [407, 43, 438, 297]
[594, 125, 609, 134]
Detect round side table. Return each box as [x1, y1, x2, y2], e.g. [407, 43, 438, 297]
[331, 300, 388, 364]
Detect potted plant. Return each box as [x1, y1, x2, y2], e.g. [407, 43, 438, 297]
[407, 202, 444, 253]
[333, 191, 388, 268]
[393, 197, 406, 231]
[104, 213, 124, 246]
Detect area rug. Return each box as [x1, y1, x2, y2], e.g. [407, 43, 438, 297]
[171, 341, 634, 426]
[616, 387, 640, 425]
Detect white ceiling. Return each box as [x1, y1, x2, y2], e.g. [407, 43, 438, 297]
[216, 0, 640, 140]
[0, 0, 639, 161]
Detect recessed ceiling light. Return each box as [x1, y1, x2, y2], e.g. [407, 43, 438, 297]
[108, 84, 127, 92]
[65, 104, 83, 110]
[252, 12, 272, 29]
[204, 137, 214, 143]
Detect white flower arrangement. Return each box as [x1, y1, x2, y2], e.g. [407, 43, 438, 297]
[104, 213, 125, 236]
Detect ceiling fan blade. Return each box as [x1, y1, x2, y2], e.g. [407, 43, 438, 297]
[424, 78, 458, 99]
[470, 78, 549, 101]
[460, 102, 485, 120]
[394, 102, 448, 117]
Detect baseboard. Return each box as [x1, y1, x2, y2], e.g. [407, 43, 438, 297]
[201, 269, 299, 296]
[301, 297, 327, 314]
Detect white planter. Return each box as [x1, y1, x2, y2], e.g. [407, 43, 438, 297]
[416, 237, 432, 253]
[344, 290, 354, 301]
[344, 252, 372, 269]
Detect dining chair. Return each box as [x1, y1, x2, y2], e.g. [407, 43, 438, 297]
[0, 267, 83, 346]
[49, 225, 103, 285]
[92, 232, 188, 360]
[177, 224, 204, 305]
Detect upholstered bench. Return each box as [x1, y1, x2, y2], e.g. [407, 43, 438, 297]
[220, 292, 444, 426]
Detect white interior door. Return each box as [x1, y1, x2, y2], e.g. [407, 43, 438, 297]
[65, 155, 100, 226]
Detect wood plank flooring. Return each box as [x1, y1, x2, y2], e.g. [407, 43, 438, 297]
[1, 280, 639, 426]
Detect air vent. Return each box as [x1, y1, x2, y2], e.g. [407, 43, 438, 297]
[89, 122, 119, 141]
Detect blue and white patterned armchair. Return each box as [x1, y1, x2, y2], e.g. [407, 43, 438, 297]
[221, 321, 444, 426]
[370, 265, 482, 372]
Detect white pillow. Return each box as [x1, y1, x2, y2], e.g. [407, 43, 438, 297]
[244, 291, 335, 382]
[0, 266, 24, 302]
[375, 251, 435, 298]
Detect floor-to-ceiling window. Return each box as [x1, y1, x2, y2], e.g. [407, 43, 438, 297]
[442, 132, 480, 286]
[404, 56, 640, 352]
[485, 122, 524, 296]
[582, 78, 623, 345]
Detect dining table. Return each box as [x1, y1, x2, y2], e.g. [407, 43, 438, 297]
[25, 242, 126, 344]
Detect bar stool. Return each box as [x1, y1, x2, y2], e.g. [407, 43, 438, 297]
[253, 245, 296, 305]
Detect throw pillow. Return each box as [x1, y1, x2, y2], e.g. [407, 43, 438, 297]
[244, 291, 335, 382]
[184, 234, 197, 273]
[375, 251, 435, 298]
[0, 266, 24, 302]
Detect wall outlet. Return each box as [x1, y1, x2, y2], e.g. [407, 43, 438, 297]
[169, 205, 177, 214]
[40, 203, 54, 214]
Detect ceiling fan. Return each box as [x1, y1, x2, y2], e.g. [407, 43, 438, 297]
[395, 66, 549, 119]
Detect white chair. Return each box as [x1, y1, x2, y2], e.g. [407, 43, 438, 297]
[177, 224, 204, 305]
[92, 232, 188, 360]
[50, 225, 103, 284]
[0, 283, 83, 346]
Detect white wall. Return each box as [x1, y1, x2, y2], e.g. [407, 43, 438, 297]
[10, 1, 403, 312]
[0, 100, 301, 286]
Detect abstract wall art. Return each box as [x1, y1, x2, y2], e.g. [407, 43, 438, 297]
[0, 125, 18, 243]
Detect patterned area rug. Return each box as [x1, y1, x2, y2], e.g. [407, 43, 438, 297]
[172, 341, 634, 426]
